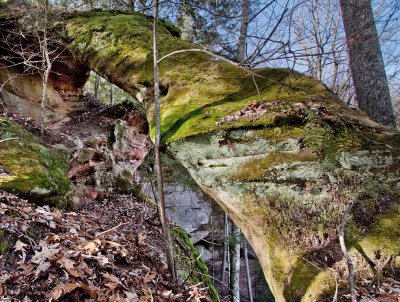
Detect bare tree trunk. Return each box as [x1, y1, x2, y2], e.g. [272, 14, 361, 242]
[230, 223, 241, 302]
[128, 0, 135, 11]
[40, 0, 51, 137]
[110, 83, 114, 105]
[340, 0, 396, 127]
[237, 0, 250, 62]
[153, 0, 177, 283]
[210, 200, 215, 279]
[177, 0, 193, 41]
[221, 213, 229, 282]
[94, 74, 100, 99]
[243, 237, 253, 302]
[339, 202, 357, 302]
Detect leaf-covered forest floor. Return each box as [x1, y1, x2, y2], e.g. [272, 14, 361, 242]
[0, 191, 210, 301]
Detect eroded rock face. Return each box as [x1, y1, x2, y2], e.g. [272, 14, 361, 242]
[0, 15, 89, 128]
[62, 100, 150, 206]
[0, 61, 88, 128]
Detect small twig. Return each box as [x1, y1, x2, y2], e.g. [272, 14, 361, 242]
[179, 268, 231, 290]
[158, 48, 240, 67]
[0, 138, 18, 143]
[302, 257, 323, 271]
[338, 202, 357, 302]
[95, 222, 128, 237]
[332, 271, 339, 302]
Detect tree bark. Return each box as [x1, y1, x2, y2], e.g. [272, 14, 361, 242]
[230, 223, 241, 302]
[153, 0, 177, 283]
[340, 0, 396, 127]
[237, 0, 250, 62]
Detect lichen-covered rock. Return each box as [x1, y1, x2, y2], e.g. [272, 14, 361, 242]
[0, 118, 71, 207]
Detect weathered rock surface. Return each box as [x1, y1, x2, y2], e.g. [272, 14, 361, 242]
[59, 99, 150, 206]
[1, 10, 400, 301]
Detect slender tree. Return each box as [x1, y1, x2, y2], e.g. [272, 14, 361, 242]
[94, 73, 100, 99]
[243, 237, 253, 302]
[220, 213, 229, 282]
[39, 0, 51, 137]
[340, 0, 396, 127]
[152, 0, 177, 283]
[230, 223, 241, 302]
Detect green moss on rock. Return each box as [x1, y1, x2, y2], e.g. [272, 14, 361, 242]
[171, 226, 219, 302]
[0, 118, 71, 207]
[233, 151, 318, 181]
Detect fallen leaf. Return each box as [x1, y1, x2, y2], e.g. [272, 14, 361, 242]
[138, 233, 146, 246]
[124, 291, 139, 301]
[143, 272, 157, 283]
[34, 260, 51, 279]
[57, 257, 81, 278]
[48, 285, 63, 300]
[31, 243, 60, 264]
[104, 282, 117, 290]
[14, 240, 27, 252]
[64, 283, 80, 294]
[106, 241, 121, 247]
[21, 207, 32, 213]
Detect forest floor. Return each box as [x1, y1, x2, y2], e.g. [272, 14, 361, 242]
[0, 191, 210, 301]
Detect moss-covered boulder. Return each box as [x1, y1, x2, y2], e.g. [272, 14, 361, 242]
[0, 118, 71, 207]
[2, 10, 400, 301]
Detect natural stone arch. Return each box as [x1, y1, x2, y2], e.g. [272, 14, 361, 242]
[1, 10, 400, 302]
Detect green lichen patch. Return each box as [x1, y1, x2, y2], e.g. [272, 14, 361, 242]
[171, 227, 219, 302]
[232, 151, 318, 181]
[0, 118, 71, 207]
[251, 126, 306, 143]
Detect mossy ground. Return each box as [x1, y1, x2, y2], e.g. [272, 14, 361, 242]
[171, 226, 219, 302]
[0, 118, 71, 207]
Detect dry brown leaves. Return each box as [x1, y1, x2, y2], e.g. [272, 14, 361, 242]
[0, 192, 211, 302]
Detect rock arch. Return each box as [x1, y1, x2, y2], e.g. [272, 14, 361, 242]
[1, 10, 400, 301]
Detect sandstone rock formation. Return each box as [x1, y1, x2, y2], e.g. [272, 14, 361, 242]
[1, 10, 400, 301]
